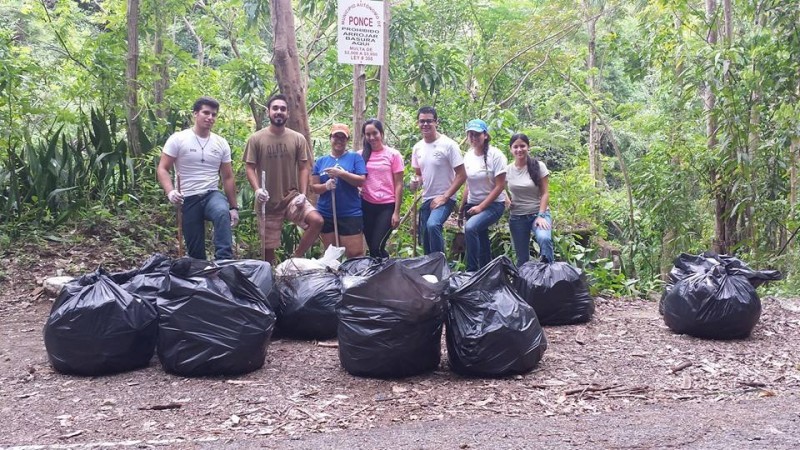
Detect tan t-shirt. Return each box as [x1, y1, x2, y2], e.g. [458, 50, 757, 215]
[243, 127, 310, 212]
[506, 160, 550, 215]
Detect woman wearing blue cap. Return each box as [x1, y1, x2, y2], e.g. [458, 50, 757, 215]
[459, 119, 507, 271]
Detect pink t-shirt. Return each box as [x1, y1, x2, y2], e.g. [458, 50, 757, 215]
[359, 146, 404, 204]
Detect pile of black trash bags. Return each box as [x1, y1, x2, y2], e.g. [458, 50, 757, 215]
[44, 252, 597, 379]
[660, 252, 782, 340]
[44, 255, 276, 376]
[336, 254, 593, 378]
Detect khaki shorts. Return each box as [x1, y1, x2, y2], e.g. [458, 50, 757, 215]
[262, 198, 317, 249]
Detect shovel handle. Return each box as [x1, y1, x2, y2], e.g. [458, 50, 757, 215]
[260, 171, 266, 261]
[176, 174, 184, 258]
[331, 190, 340, 247]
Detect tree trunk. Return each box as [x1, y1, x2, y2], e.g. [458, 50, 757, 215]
[125, 0, 141, 156]
[153, 9, 168, 119]
[660, 229, 677, 280]
[183, 17, 204, 68]
[661, 14, 685, 278]
[377, 2, 390, 124]
[790, 74, 800, 250]
[792, 136, 799, 226]
[722, 0, 747, 249]
[745, 98, 759, 246]
[353, 64, 366, 151]
[706, 0, 728, 254]
[745, 14, 765, 248]
[270, 0, 311, 152]
[585, 1, 602, 184]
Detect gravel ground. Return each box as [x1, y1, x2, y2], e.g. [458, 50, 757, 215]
[1, 246, 799, 449]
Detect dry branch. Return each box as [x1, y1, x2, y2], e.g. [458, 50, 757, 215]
[138, 402, 183, 410]
[564, 384, 621, 396]
[671, 361, 693, 374]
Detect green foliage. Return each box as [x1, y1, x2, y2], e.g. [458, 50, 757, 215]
[552, 232, 657, 298]
[2, 0, 800, 296]
[548, 164, 606, 232]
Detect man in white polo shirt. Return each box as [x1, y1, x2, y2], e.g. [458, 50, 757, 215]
[411, 106, 466, 255]
[157, 96, 239, 260]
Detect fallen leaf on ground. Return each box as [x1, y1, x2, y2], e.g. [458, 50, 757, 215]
[59, 430, 83, 439]
[392, 385, 409, 394]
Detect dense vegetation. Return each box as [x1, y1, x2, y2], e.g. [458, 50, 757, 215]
[1, 0, 798, 295]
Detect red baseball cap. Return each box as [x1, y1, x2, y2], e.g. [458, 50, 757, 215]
[330, 123, 350, 138]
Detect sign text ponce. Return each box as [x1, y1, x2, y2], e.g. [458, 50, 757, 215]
[337, 0, 385, 66]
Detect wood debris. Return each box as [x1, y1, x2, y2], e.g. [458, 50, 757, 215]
[671, 361, 693, 374]
[138, 402, 183, 410]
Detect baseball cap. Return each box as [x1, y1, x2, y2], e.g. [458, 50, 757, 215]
[330, 123, 350, 138]
[465, 119, 489, 134]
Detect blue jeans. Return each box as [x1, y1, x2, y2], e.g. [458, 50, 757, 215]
[418, 198, 456, 255]
[509, 211, 553, 266]
[464, 202, 505, 271]
[182, 190, 233, 260]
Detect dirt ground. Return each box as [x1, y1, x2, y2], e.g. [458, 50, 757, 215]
[1, 245, 800, 449]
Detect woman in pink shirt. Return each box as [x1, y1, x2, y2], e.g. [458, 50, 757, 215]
[359, 119, 404, 257]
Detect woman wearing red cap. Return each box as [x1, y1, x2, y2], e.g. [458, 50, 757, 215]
[311, 123, 367, 258]
[459, 119, 507, 271]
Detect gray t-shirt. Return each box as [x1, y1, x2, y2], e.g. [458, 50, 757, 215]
[411, 134, 464, 201]
[506, 160, 550, 215]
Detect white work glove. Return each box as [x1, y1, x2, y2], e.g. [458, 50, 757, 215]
[325, 178, 337, 191]
[167, 189, 184, 205]
[293, 193, 307, 206]
[256, 188, 270, 203]
[229, 209, 240, 227]
[409, 176, 421, 192]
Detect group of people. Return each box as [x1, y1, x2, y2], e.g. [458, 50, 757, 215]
[157, 95, 554, 270]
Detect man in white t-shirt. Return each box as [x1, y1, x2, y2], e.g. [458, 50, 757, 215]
[410, 106, 466, 255]
[157, 96, 239, 260]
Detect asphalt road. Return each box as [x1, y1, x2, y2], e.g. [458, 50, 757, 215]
[256, 395, 800, 449]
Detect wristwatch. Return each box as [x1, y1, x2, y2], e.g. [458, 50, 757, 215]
[230, 206, 239, 211]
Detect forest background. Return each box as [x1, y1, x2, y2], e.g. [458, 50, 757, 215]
[1, 0, 799, 297]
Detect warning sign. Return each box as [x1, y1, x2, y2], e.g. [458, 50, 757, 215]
[337, 0, 384, 66]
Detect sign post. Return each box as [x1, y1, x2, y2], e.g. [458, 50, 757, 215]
[337, 0, 385, 66]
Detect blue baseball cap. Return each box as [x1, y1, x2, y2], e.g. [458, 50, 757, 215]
[465, 119, 489, 134]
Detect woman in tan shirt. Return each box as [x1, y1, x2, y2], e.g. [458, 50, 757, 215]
[505, 133, 553, 265]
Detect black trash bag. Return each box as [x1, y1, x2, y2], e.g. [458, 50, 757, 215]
[136, 253, 173, 274]
[106, 254, 170, 285]
[157, 263, 276, 376]
[121, 272, 166, 307]
[663, 268, 758, 339]
[216, 259, 277, 311]
[120, 254, 173, 306]
[396, 252, 451, 281]
[169, 256, 216, 274]
[514, 261, 595, 325]
[44, 269, 158, 375]
[445, 256, 547, 377]
[662, 255, 781, 340]
[659, 252, 782, 315]
[445, 271, 474, 295]
[339, 256, 384, 276]
[337, 260, 447, 378]
[273, 271, 342, 340]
